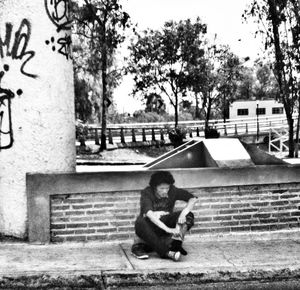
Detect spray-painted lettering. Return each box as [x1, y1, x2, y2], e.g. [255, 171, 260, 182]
[0, 70, 14, 150]
[45, 0, 72, 32]
[0, 19, 37, 79]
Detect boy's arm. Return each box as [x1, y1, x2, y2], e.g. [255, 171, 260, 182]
[146, 210, 179, 235]
[178, 197, 198, 224]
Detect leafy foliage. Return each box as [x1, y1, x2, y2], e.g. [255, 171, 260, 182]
[72, 0, 131, 150]
[127, 18, 207, 128]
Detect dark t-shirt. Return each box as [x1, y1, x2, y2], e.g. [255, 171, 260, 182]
[139, 185, 194, 216]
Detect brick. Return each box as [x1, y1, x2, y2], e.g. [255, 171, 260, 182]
[272, 212, 291, 218]
[253, 213, 271, 219]
[52, 205, 70, 211]
[86, 210, 108, 215]
[280, 194, 298, 199]
[213, 216, 232, 221]
[210, 227, 231, 233]
[51, 236, 64, 243]
[232, 214, 252, 220]
[66, 236, 87, 242]
[251, 202, 270, 207]
[278, 217, 298, 223]
[190, 228, 211, 234]
[238, 208, 257, 214]
[63, 199, 85, 204]
[118, 226, 134, 232]
[219, 209, 239, 215]
[50, 217, 69, 223]
[72, 204, 93, 210]
[108, 233, 130, 240]
[52, 224, 66, 230]
[220, 221, 239, 227]
[74, 229, 96, 234]
[115, 214, 136, 220]
[94, 203, 114, 208]
[231, 203, 250, 209]
[96, 227, 117, 233]
[86, 235, 107, 241]
[290, 211, 300, 217]
[70, 217, 93, 222]
[110, 221, 132, 227]
[51, 230, 75, 235]
[270, 200, 289, 206]
[66, 223, 88, 228]
[65, 211, 85, 216]
[250, 224, 270, 231]
[88, 222, 110, 227]
[231, 226, 251, 232]
[259, 218, 278, 224]
[210, 203, 230, 209]
[194, 217, 213, 222]
[51, 212, 64, 217]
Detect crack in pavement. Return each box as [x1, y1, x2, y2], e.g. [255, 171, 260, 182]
[214, 244, 238, 270]
[119, 244, 136, 270]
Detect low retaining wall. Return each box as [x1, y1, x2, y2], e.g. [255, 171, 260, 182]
[27, 166, 300, 244]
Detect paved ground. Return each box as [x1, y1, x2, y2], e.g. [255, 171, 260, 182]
[1, 232, 300, 289]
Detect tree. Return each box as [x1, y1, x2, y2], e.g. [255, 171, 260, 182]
[72, 0, 130, 150]
[245, 0, 300, 157]
[74, 74, 92, 122]
[127, 18, 207, 128]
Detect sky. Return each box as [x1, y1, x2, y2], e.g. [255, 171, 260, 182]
[114, 0, 263, 113]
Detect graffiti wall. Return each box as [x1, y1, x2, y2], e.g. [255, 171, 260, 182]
[0, 0, 76, 238]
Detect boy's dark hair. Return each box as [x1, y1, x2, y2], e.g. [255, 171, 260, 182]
[149, 171, 175, 189]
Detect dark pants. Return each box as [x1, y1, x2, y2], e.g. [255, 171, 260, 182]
[135, 211, 194, 257]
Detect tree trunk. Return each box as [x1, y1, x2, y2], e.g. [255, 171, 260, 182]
[268, 0, 294, 157]
[295, 111, 300, 158]
[223, 93, 226, 123]
[195, 94, 201, 119]
[100, 31, 107, 151]
[174, 94, 178, 128]
[287, 117, 294, 157]
[205, 98, 212, 131]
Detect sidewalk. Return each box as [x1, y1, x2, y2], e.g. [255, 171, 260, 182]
[1, 232, 300, 289]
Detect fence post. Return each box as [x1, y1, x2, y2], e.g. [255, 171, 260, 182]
[235, 124, 238, 135]
[224, 125, 227, 136]
[142, 128, 147, 142]
[189, 129, 193, 138]
[152, 128, 156, 141]
[120, 128, 125, 143]
[95, 128, 100, 145]
[245, 123, 248, 134]
[160, 129, 164, 141]
[108, 129, 113, 144]
[196, 127, 200, 137]
[132, 128, 136, 143]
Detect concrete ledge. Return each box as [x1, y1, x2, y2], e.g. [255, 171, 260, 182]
[27, 165, 300, 244]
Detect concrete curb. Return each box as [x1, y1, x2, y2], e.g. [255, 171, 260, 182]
[1, 267, 300, 289]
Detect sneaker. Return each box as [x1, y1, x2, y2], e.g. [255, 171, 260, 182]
[131, 244, 149, 259]
[166, 250, 181, 261]
[170, 239, 188, 256]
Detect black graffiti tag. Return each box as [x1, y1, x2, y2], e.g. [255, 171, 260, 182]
[45, 0, 72, 32]
[0, 19, 37, 79]
[0, 70, 14, 150]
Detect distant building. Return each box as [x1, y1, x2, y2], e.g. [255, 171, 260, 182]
[229, 99, 285, 119]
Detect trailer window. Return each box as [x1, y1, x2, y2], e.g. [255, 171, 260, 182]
[237, 109, 249, 116]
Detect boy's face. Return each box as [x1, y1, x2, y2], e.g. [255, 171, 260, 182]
[155, 183, 170, 198]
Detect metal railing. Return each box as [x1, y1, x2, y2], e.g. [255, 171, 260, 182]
[83, 115, 298, 145]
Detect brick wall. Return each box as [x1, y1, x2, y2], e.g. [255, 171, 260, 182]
[50, 183, 300, 243]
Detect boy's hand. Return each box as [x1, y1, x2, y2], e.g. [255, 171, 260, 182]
[165, 226, 180, 235]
